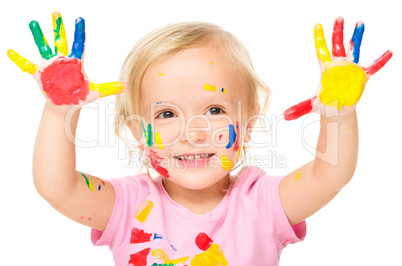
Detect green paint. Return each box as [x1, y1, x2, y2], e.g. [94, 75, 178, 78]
[53, 17, 62, 54]
[141, 121, 154, 147]
[151, 264, 174, 266]
[81, 173, 95, 191]
[29, 20, 53, 60]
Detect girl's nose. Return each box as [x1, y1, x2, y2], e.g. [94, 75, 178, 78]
[183, 116, 210, 146]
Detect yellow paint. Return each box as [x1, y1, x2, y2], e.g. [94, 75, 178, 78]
[89, 82, 126, 97]
[155, 132, 164, 149]
[135, 200, 154, 223]
[209, 62, 214, 64]
[319, 62, 367, 109]
[152, 249, 189, 265]
[295, 172, 300, 180]
[191, 244, 228, 266]
[220, 155, 233, 171]
[158, 73, 164, 76]
[7, 49, 38, 74]
[52, 12, 68, 56]
[203, 84, 217, 91]
[314, 24, 331, 64]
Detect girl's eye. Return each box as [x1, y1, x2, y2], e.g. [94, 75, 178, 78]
[156, 111, 177, 119]
[206, 107, 224, 115]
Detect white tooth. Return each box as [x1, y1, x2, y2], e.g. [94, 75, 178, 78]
[188, 156, 194, 160]
[195, 155, 200, 159]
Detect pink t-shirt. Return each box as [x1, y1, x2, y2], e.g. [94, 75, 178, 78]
[92, 166, 306, 265]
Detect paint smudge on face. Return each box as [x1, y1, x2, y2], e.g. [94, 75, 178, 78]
[81, 173, 95, 191]
[155, 132, 165, 149]
[209, 62, 214, 64]
[128, 248, 150, 266]
[219, 134, 222, 141]
[192, 233, 228, 266]
[130, 227, 153, 244]
[226, 124, 236, 149]
[220, 155, 233, 171]
[232, 122, 240, 152]
[142, 121, 154, 147]
[203, 84, 217, 91]
[158, 73, 164, 76]
[284, 97, 315, 121]
[98, 184, 101, 191]
[40, 57, 89, 105]
[319, 62, 367, 109]
[135, 199, 154, 223]
[221, 88, 227, 94]
[152, 249, 189, 265]
[195, 233, 213, 251]
[7, 50, 38, 74]
[147, 149, 169, 178]
[295, 172, 301, 180]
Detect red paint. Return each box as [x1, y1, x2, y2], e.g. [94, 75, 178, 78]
[332, 17, 346, 57]
[40, 57, 89, 105]
[148, 149, 169, 178]
[364, 50, 393, 75]
[130, 227, 152, 244]
[232, 121, 240, 152]
[284, 97, 314, 121]
[128, 248, 150, 266]
[195, 232, 213, 251]
[219, 134, 222, 141]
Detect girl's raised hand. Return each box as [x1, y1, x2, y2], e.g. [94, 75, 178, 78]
[7, 12, 128, 109]
[283, 17, 392, 120]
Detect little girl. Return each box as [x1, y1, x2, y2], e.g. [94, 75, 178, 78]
[8, 12, 391, 265]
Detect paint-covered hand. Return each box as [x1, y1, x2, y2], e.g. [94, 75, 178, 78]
[7, 12, 128, 107]
[284, 17, 392, 121]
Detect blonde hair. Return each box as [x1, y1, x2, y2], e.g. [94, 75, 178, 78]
[114, 21, 270, 172]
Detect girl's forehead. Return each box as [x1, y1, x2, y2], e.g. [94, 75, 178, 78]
[141, 46, 248, 105]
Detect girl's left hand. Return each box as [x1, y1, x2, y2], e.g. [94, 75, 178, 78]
[284, 17, 392, 120]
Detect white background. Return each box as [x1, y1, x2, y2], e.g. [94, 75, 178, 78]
[1, 0, 401, 265]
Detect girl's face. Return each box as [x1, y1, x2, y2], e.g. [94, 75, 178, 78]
[139, 44, 251, 192]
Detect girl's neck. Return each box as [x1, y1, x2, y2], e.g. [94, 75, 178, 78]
[162, 175, 230, 215]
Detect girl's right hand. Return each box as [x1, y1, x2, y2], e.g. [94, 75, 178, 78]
[7, 12, 128, 112]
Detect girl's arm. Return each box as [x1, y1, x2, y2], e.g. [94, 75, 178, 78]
[33, 103, 116, 231]
[278, 18, 391, 226]
[8, 12, 128, 231]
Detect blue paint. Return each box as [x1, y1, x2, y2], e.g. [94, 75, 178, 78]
[98, 184, 101, 191]
[167, 238, 177, 251]
[69, 17, 85, 60]
[153, 233, 163, 240]
[351, 23, 364, 63]
[226, 124, 237, 149]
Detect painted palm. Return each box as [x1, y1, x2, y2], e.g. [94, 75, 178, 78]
[7, 12, 128, 106]
[284, 17, 392, 120]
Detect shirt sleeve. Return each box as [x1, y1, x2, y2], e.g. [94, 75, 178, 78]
[91, 174, 152, 250]
[243, 167, 306, 247]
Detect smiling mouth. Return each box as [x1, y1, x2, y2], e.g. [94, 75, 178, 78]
[173, 153, 214, 161]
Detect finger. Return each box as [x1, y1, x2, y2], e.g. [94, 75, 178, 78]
[29, 20, 54, 60]
[283, 97, 315, 121]
[314, 24, 331, 64]
[52, 12, 68, 56]
[364, 50, 393, 76]
[7, 49, 38, 74]
[332, 17, 346, 57]
[347, 22, 364, 63]
[89, 81, 129, 97]
[69, 17, 85, 60]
